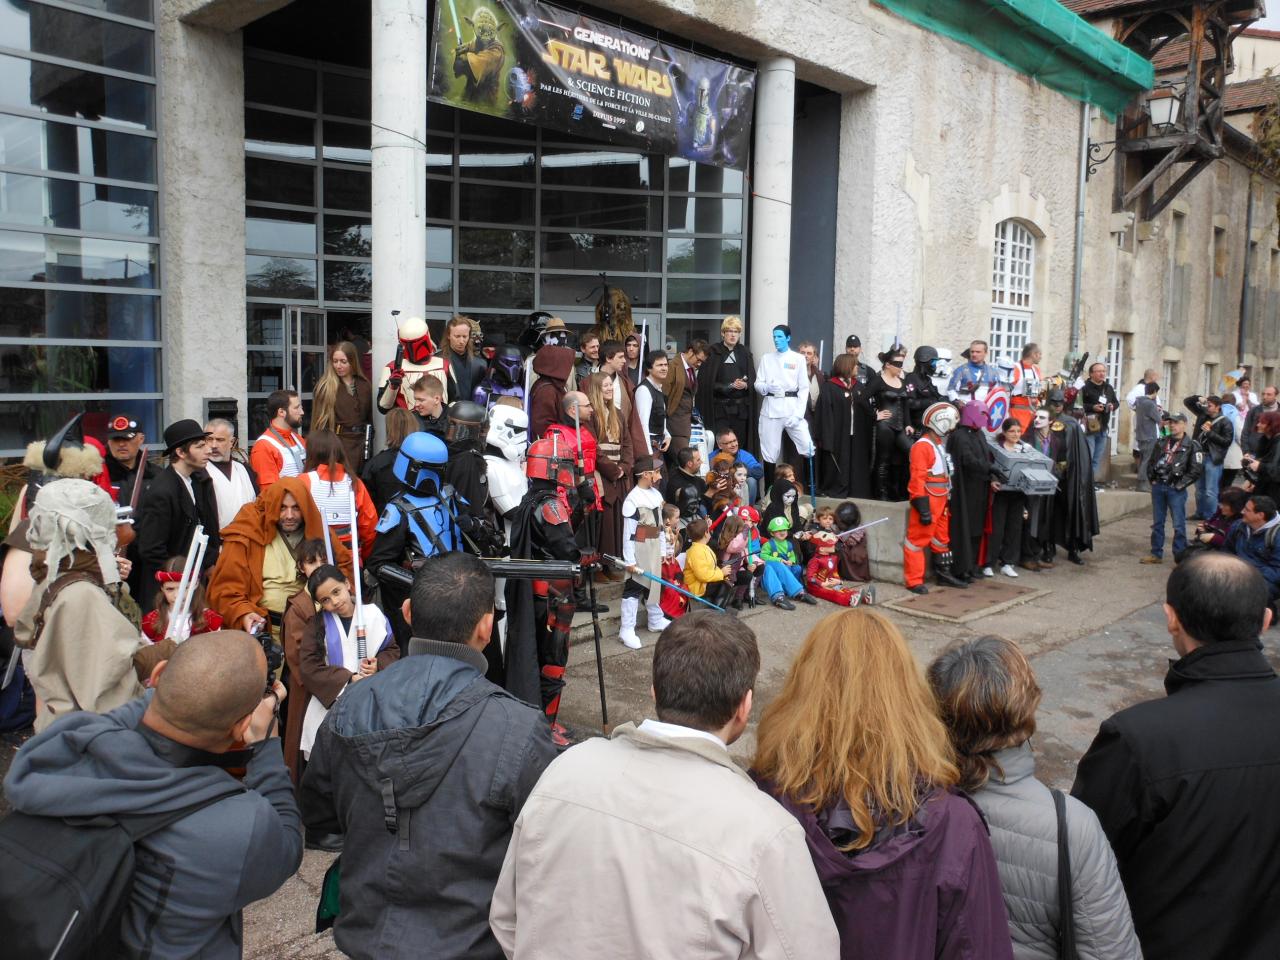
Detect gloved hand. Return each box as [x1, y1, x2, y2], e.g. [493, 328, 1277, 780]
[910, 496, 932, 526]
[388, 366, 405, 387]
[576, 480, 597, 508]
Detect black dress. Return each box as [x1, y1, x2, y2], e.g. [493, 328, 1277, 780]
[859, 373, 912, 500]
[696, 340, 756, 452]
[946, 426, 992, 579]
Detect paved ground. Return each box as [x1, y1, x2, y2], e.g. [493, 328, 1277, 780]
[237, 501, 1280, 958]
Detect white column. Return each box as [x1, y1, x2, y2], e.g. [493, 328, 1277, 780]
[371, 0, 428, 435]
[748, 57, 796, 359]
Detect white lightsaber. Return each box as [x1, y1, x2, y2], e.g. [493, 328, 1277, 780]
[836, 516, 890, 539]
[819, 340, 825, 372]
[348, 491, 367, 661]
[167, 526, 208, 641]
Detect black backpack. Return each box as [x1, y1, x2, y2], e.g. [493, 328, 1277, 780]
[0, 787, 243, 960]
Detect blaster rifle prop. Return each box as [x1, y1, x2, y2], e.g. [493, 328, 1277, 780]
[166, 525, 209, 642]
[573, 401, 609, 731]
[836, 516, 890, 539]
[601, 554, 725, 611]
[349, 492, 367, 661]
[376, 558, 582, 588]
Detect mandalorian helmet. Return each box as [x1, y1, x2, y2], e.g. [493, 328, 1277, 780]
[393, 431, 448, 495]
[487, 404, 528, 464]
[446, 400, 488, 450]
[493, 345, 525, 388]
[525, 437, 576, 487]
[398, 316, 436, 365]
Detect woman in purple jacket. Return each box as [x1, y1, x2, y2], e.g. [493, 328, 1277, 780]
[752, 609, 1013, 960]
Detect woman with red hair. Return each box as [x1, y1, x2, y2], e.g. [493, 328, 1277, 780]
[1243, 409, 1280, 502]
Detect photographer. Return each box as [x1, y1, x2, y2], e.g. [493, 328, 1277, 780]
[1082, 363, 1119, 481]
[1141, 412, 1203, 565]
[1182, 395, 1233, 520]
[5, 631, 301, 958]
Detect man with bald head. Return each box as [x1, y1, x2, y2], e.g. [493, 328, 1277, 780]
[4, 630, 302, 959]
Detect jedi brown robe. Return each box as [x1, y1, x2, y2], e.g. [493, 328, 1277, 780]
[330, 378, 373, 474]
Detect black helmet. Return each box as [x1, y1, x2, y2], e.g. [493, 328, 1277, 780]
[835, 501, 861, 530]
[913, 345, 938, 366]
[446, 400, 489, 449]
[519, 311, 555, 352]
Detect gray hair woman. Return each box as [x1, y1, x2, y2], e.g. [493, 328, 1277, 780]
[928, 636, 1140, 960]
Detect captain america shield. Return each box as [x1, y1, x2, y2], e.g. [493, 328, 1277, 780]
[984, 385, 1010, 435]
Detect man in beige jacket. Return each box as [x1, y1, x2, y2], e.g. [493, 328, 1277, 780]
[489, 611, 839, 959]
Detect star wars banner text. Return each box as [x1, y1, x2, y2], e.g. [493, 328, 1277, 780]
[428, 0, 756, 171]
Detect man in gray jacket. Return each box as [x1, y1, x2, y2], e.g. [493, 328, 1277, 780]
[3, 630, 301, 959]
[300, 551, 556, 960]
[490, 611, 839, 959]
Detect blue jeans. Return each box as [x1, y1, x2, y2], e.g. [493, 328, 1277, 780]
[1195, 459, 1223, 519]
[1150, 482, 1188, 558]
[1085, 431, 1109, 478]
[762, 561, 803, 599]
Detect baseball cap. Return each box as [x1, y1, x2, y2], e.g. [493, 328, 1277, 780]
[107, 415, 140, 439]
[1161, 411, 1187, 423]
[845, 335, 861, 348]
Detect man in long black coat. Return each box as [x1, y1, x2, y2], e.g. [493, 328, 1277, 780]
[946, 402, 992, 581]
[1047, 389, 1099, 563]
[695, 318, 756, 455]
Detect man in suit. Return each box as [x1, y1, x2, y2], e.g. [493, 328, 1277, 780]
[132, 419, 222, 609]
[662, 339, 709, 469]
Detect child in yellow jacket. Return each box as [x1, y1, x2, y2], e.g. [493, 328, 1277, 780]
[683, 517, 732, 606]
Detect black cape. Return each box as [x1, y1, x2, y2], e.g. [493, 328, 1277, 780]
[500, 489, 548, 705]
[1051, 416, 1099, 552]
[761, 479, 803, 531]
[815, 378, 870, 498]
[946, 427, 992, 576]
[695, 340, 757, 450]
[444, 446, 488, 520]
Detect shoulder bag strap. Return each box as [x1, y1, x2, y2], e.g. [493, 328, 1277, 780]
[1052, 788, 1077, 960]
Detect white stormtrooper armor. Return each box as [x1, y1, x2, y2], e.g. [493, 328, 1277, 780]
[483, 403, 529, 656]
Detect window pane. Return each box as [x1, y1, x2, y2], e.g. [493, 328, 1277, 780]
[542, 191, 660, 231]
[247, 304, 283, 346]
[0, 52, 154, 129]
[667, 197, 742, 234]
[322, 71, 369, 119]
[543, 232, 660, 272]
[427, 224, 451, 263]
[323, 167, 369, 211]
[322, 120, 369, 164]
[426, 266, 452, 307]
[666, 277, 741, 313]
[0, 229, 157, 286]
[323, 215, 370, 256]
[0, 173, 156, 235]
[541, 274, 661, 309]
[668, 159, 744, 194]
[59, 0, 154, 21]
[245, 255, 315, 299]
[247, 349, 284, 392]
[426, 179, 451, 219]
[458, 182, 533, 226]
[0, 342, 158, 392]
[459, 269, 533, 309]
[459, 140, 534, 183]
[245, 157, 313, 206]
[0, 112, 156, 182]
[457, 109, 532, 140]
[245, 57, 314, 111]
[324, 260, 370, 302]
[459, 227, 532, 268]
[0, 2, 154, 76]
[425, 135, 452, 172]
[542, 149, 662, 190]
[0, 398, 161, 455]
[666, 237, 742, 274]
[245, 109, 315, 159]
[0, 286, 157, 339]
[247, 207, 315, 254]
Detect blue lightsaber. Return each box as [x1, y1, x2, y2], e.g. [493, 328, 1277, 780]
[602, 554, 725, 612]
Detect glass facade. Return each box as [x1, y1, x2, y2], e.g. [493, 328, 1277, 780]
[243, 48, 749, 431]
[0, 0, 160, 455]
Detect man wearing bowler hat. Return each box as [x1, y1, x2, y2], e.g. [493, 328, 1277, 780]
[133, 419, 222, 609]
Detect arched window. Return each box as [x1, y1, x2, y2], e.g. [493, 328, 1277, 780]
[990, 219, 1035, 367]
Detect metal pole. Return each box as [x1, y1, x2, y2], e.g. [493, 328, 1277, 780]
[1238, 176, 1255, 366]
[1070, 102, 1091, 354]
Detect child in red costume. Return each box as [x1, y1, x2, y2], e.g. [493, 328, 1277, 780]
[804, 531, 875, 606]
[141, 556, 223, 642]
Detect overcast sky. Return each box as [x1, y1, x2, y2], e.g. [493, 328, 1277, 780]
[1256, 11, 1280, 29]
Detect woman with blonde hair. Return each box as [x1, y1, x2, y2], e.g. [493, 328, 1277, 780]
[928, 636, 1139, 959]
[696, 314, 756, 451]
[585, 371, 630, 569]
[753, 609, 1012, 959]
[311, 340, 371, 473]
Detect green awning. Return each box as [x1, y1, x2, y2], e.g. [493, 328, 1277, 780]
[876, 0, 1154, 116]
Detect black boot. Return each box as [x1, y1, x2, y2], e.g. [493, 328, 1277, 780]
[934, 551, 969, 589]
[1067, 549, 1084, 565]
[574, 588, 609, 613]
[875, 465, 892, 502]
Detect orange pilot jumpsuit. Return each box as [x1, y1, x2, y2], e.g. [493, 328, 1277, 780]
[903, 436, 952, 589]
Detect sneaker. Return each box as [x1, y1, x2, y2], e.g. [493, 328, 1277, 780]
[908, 583, 929, 595]
[619, 630, 642, 650]
[645, 616, 672, 632]
[771, 595, 796, 611]
[859, 585, 877, 605]
[1140, 554, 1164, 564]
[794, 592, 819, 605]
[981, 567, 994, 578]
[999, 564, 1019, 578]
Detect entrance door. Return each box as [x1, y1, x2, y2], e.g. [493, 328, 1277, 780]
[1104, 333, 1125, 454]
[286, 307, 327, 421]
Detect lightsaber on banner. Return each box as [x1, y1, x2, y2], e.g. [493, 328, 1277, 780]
[348, 491, 367, 661]
[166, 526, 208, 642]
[445, 0, 461, 40]
[836, 516, 891, 539]
[602, 554, 726, 611]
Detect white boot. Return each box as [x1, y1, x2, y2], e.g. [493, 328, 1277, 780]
[645, 602, 672, 633]
[619, 597, 642, 649]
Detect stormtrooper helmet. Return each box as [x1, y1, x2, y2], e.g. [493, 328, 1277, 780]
[487, 403, 528, 464]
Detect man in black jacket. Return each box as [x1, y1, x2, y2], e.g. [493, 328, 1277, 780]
[1140, 412, 1203, 565]
[1072, 553, 1280, 960]
[1183, 394, 1233, 520]
[300, 552, 555, 960]
[131, 419, 221, 609]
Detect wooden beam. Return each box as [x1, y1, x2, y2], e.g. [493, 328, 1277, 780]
[1146, 158, 1214, 220]
[1124, 141, 1192, 208]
